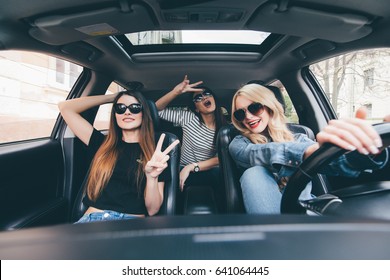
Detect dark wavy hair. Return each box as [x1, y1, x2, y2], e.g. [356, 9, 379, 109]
[188, 85, 227, 145]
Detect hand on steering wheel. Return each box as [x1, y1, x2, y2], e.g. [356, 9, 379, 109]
[281, 121, 390, 214]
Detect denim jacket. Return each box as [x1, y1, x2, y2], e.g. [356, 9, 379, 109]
[229, 133, 388, 180]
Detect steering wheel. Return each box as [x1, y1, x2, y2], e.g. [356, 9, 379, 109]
[281, 122, 390, 214]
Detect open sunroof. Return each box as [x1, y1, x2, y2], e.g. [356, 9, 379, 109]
[125, 30, 270, 46]
[115, 30, 281, 58]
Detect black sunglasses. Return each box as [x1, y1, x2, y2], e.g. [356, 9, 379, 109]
[233, 102, 265, 122]
[114, 103, 143, 114]
[192, 91, 213, 103]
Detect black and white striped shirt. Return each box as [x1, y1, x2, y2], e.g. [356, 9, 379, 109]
[158, 108, 216, 166]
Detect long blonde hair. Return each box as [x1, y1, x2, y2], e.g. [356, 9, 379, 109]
[86, 91, 155, 201]
[231, 84, 294, 144]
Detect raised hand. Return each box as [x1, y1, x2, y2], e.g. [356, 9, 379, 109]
[144, 134, 180, 178]
[173, 75, 204, 95]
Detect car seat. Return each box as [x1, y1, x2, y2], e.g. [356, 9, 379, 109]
[217, 86, 327, 213]
[71, 100, 180, 222]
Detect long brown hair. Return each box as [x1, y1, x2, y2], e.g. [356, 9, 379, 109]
[87, 90, 155, 201]
[231, 84, 294, 144]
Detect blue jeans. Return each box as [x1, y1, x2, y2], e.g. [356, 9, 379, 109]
[240, 166, 312, 214]
[75, 210, 141, 224]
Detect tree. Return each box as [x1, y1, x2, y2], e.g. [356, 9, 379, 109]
[311, 49, 390, 120]
[312, 53, 356, 113]
[283, 94, 298, 123]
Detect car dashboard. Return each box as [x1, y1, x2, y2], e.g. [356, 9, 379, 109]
[1, 214, 390, 259]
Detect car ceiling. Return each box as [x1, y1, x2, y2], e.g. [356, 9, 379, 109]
[1, 0, 390, 101]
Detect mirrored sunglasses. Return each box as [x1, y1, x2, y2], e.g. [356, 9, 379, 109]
[233, 102, 265, 122]
[114, 103, 143, 114]
[192, 91, 213, 103]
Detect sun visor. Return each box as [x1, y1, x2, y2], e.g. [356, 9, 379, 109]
[247, 3, 373, 43]
[29, 4, 156, 45]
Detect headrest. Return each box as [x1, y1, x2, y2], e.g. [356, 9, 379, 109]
[265, 85, 286, 111]
[246, 80, 286, 111]
[147, 99, 160, 129]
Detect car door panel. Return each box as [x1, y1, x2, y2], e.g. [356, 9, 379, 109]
[0, 139, 67, 230]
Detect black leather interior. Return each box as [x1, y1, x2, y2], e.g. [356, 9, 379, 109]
[183, 185, 218, 215]
[216, 124, 244, 213]
[71, 100, 180, 222]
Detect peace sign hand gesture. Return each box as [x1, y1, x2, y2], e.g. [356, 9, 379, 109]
[173, 75, 204, 95]
[145, 134, 180, 179]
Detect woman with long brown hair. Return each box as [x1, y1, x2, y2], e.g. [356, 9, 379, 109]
[59, 90, 179, 223]
[229, 83, 388, 214]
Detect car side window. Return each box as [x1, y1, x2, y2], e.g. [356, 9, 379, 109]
[93, 83, 125, 130]
[269, 80, 299, 123]
[310, 48, 390, 122]
[0, 51, 82, 144]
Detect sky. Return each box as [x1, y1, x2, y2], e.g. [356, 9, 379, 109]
[181, 30, 270, 44]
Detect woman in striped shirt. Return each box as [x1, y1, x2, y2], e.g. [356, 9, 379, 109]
[156, 76, 227, 208]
